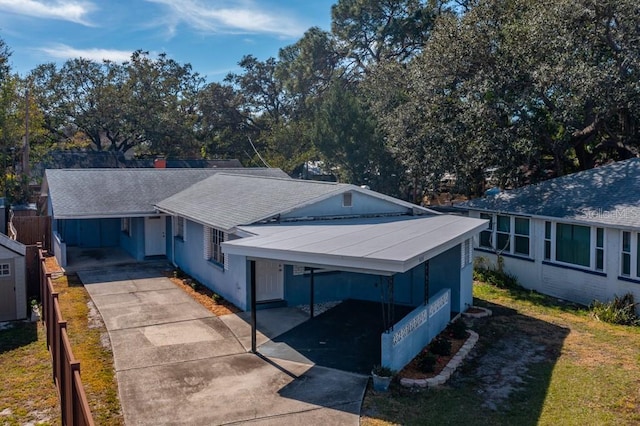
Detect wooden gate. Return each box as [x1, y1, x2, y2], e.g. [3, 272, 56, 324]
[12, 216, 51, 251]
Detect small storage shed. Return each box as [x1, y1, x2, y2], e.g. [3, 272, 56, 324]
[0, 233, 27, 321]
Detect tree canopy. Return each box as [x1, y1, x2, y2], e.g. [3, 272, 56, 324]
[1, 0, 639, 202]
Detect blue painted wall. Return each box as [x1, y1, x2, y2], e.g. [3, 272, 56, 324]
[173, 219, 247, 309]
[381, 288, 451, 371]
[280, 191, 411, 219]
[58, 218, 119, 248]
[58, 219, 79, 245]
[282, 263, 429, 308]
[120, 217, 145, 260]
[429, 245, 464, 313]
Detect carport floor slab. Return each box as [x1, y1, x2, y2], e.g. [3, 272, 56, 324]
[117, 353, 367, 426]
[259, 299, 413, 375]
[219, 307, 309, 351]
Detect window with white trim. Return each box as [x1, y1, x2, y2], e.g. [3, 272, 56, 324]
[545, 221, 604, 271]
[0, 263, 10, 276]
[479, 213, 493, 248]
[477, 214, 530, 257]
[204, 226, 225, 266]
[174, 217, 185, 240]
[621, 231, 640, 278]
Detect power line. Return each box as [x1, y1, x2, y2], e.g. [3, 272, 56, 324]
[247, 136, 271, 168]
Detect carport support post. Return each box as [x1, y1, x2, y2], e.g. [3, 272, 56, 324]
[250, 260, 257, 353]
[309, 268, 315, 318]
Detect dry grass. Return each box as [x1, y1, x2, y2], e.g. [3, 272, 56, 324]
[51, 274, 124, 425]
[166, 273, 241, 316]
[0, 321, 60, 425]
[361, 282, 640, 425]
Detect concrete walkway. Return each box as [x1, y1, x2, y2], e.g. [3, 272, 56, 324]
[79, 264, 368, 425]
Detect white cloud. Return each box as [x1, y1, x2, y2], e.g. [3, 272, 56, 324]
[38, 44, 132, 62]
[0, 0, 96, 26]
[146, 0, 304, 38]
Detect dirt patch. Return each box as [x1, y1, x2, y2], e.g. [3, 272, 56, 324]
[399, 332, 469, 380]
[469, 335, 547, 410]
[87, 300, 112, 350]
[166, 274, 241, 316]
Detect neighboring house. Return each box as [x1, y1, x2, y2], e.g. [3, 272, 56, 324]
[456, 158, 640, 311]
[0, 232, 27, 321]
[44, 167, 487, 370]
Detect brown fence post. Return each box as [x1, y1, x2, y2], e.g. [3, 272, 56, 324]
[72, 365, 95, 426]
[38, 243, 95, 425]
[37, 243, 44, 308]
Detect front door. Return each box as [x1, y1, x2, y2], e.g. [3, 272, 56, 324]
[255, 260, 284, 302]
[0, 260, 16, 321]
[144, 216, 166, 256]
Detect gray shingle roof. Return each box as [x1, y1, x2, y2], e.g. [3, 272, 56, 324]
[44, 168, 288, 218]
[156, 174, 431, 231]
[456, 158, 640, 228]
[156, 174, 358, 231]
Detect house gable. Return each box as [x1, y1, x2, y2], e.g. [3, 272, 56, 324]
[280, 189, 422, 219]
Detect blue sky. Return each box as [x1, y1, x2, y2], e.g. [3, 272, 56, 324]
[0, 0, 336, 81]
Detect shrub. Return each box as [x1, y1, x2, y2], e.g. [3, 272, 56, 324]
[430, 336, 452, 356]
[473, 266, 520, 289]
[590, 293, 640, 326]
[450, 318, 468, 339]
[416, 351, 437, 373]
[372, 365, 394, 377]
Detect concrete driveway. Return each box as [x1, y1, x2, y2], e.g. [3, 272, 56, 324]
[78, 264, 368, 425]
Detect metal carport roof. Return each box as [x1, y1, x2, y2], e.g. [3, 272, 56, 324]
[223, 214, 488, 275]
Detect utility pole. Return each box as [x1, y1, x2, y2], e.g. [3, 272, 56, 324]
[23, 88, 30, 177]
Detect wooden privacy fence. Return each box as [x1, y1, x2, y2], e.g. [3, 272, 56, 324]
[14, 216, 51, 251]
[38, 246, 95, 426]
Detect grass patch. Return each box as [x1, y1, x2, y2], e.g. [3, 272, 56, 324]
[361, 280, 640, 425]
[0, 321, 60, 425]
[52, 274, 123, 425]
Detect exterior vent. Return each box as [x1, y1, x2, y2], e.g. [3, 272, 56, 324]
[343, 192, 353, 207]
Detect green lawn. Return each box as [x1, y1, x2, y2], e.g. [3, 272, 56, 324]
[362, 282, 640, 425]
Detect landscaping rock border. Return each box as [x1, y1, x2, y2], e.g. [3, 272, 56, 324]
[400, 330, 479, 388]
[462, 306, 492, 318]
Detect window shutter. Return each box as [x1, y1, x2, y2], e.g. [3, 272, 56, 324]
[223, 232, 229, 270]
[203, 226, 211, 260]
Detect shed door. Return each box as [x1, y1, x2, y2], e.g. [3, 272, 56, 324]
[255, 260, 284, 302]
[0, 260, 16, 321]
[144, 216, 166, 256]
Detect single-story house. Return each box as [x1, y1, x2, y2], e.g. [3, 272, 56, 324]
[44, 168, 487, 370]
[0, 232, 27, 321]
[42, 168, 288, 266]
[456, 157, 640, 312]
